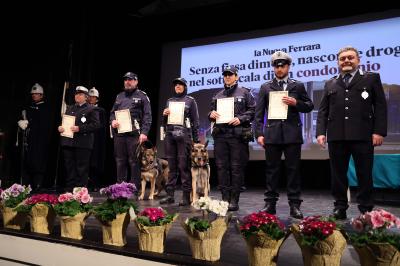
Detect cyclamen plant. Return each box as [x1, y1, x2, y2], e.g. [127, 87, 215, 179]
[15, 194, 58, 213]
[350, 209, 400, 250]
[240, 211, 286, 240]
[136, 207, 176, 226]
[298, 216, 337, 246]
[94, 182, 137, 222]
[54, 187, 93, 217]
[0, 184, 32, 208]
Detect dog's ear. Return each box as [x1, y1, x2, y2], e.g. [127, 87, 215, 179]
[204, 140, 209, 148]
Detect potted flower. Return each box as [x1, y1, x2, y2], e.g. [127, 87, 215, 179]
[291, 216, 346, 266]
[239, 211, 288, 266]
[93, 182, 137, 246]
[0, 184, 31, 229]
[15, 194, 58, 234]
[349, 209, 400, 266]
[182, 197, 229, 261]
[54, 187, 93, 240]
[133, 207, 178, 253]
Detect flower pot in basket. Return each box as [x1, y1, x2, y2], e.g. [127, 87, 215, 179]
[291, 224, 346, 266]
[354, 243, 400, 266]
[99, 212, 130, 246]
[182, 217, 229, 262]
[2, 206, 27, 230]
[29, 204, 56, 234]
[59, 212, 90, 240]
[244, 231, 288, 266]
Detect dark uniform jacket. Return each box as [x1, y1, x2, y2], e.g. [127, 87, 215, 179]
[255, 78, 314, 144]
[164, 94, 200, 143]
[61, 103, 100, 149]
[316, 69, 387, 141]
[90, 105, 107, 169]
[210, 84, 255, 135]
[110, 89, 152, 136]
[25, 101, 51, 172]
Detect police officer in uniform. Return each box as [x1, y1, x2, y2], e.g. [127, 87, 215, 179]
[17, 83, 51, 191]
[316, 46, 387, 219]
[255, 51, 314, 219]
[87, 87, 107, 191]
[160, 78, 200, 206]
[110, 72, 152, 192]
[209, 65, 255, 211]
[58, 86, 100, 191]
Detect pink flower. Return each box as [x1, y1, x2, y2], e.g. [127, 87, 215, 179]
[80, 194, 92, 204]
[370, 211, 385, 229]
[351, 219, 364, 232]
[58, 193, 74, 203]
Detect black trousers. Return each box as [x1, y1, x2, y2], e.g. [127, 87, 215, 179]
[264, 143, 302, 206]
[328, 140, 374, 212]
[214, 136, 249, 193]
[164, 133, 192, 192]
[63, 146, 91, 190]
[113, 135, 140, 190]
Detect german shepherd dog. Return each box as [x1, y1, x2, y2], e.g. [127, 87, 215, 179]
[138, 142, 169, 200]
[191, 141, 210, 204]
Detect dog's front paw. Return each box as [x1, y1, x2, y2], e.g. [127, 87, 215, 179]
[148, 195, 154, 200]
[138, 195, 144, 200]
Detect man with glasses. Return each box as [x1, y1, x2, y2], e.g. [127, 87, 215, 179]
[110, 72, 152, 194]
[316, 46, 387, 219]
[209, 65, 255, 211]
[255, 51, 313, 219]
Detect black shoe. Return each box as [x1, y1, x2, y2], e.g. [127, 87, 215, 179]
[160, 190, 175, 204]
[290, 206, 304, 219]
[228, 192, 240, 211]
[179, 191, 191, 206]
[332, 208, 347, 220]
[260, 203, 276, 214]
[221, 191, 230, 202]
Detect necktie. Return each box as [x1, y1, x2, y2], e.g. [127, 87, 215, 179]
[343, 73, 351, 87]
[278, 80, 285, 90]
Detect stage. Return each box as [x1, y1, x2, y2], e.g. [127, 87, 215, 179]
[1, 189, 399, 266]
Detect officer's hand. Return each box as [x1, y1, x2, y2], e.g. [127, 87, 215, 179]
[317, 135, 326, 148]
[17, 120, 29, 130]
[209, 111, 220, 120]
[139, 134, 148, 144]
[228, 117, 241, 126]
[163, 108, 170, 116]
[111, 120, 119, 128]
[372, 134, 384, 146]
[257, 136, 265, 148]
[282, 96, 297, 106]
[71, 126, 79, 132]
[58, 126, 65, 133]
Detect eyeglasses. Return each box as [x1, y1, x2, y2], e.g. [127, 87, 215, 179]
[339, 55, 356, 61]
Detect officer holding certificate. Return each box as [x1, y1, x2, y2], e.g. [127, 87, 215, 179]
[110, 72, 152, 192]
[160, 77, 199, 206]
[58, 86, 99, 191]
[209, 65, 255, 211]
[255, 51, 313, 219]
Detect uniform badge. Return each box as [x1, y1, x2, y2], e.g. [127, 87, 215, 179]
[238, 98, 242, 102]
[81, 116, 87, 123]
[361, 89, 369, 100]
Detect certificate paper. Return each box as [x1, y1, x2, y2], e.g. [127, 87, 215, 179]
[115, 109, 132, 133]
[61, 115, 75, 138]
[216, 97, 234, 124]
[167, 101, 185, 125]
[268, 91, 288, 119]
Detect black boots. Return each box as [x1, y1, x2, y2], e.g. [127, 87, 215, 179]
[179, 191, 191, 206]
[221, 191, 230, 202]
[260, 202, 277, 214]
[160, 190, 175, 204]
[228, 192, 240, 211]
[290, 206, 304, 219]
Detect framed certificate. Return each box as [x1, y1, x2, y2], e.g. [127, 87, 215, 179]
[115, 109, 133, 133]
[216, 97, 234, 124]
[167, 101, 185, 125]
[268, 91, 288, 119]
[61, 115, 75, 138]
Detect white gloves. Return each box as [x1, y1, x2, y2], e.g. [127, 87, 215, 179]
[18, 120, 29, 130]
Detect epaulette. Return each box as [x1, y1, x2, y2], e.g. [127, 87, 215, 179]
[241, 86, 251, 92]
[186, 95, 194, 99]
[139, 89, 147, 95]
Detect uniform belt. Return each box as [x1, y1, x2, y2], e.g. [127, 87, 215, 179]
[166, 125, 186, 132]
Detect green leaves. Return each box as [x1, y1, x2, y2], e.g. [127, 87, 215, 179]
[187, 217, 211, 233]
[53, 200, 93, 217]
[93, 198, 137, 222]
[4, 191, 30, 208]
[350, 230, 400, 250]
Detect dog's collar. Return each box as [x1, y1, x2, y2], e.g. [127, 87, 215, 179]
[191, 162, 209, 168]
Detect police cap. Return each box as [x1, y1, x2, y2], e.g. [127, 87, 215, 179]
[89, 87, 99, 97]
[172, 77, 187, 86]
[222, 65, 238, 75]
[271, 51, 292, 67]
[31, 83, 44, 94]
[123, 72, 138, 80]
[75, 86, 89, 94]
